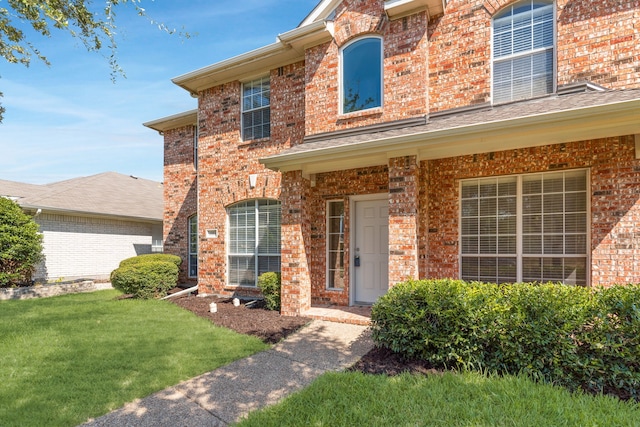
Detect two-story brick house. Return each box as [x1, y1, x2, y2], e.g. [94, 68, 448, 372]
[145, 0, 640, 316]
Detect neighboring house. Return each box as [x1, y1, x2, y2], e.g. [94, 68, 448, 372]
[0, 172, 163, 282]
[145, 0, 640, 316]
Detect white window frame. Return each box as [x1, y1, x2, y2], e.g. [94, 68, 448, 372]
[491, 0, 556, 104]
[326, 200, 346, 290]
[188, 214, 198, 278]
[227, 199, 281, 287]
[339, 36, 384, 115]
[193, 125, 198, 170]
[459, 169, 590, 285]
[241, 76, 271, 141]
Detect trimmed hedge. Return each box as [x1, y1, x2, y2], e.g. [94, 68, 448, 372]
[371, 279, 640, 399]
[118, 253, 182, 268]
[110, 260, 179, 299]
[258, 272, 281, 311]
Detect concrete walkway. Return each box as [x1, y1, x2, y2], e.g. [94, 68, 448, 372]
[82, 320, 373, 426]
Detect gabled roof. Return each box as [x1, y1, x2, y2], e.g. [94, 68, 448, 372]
[171, 0, 445, 95]
[144, 109, 198, 133]
[261, 88, 640, 176]
[0, 172, 163, 222]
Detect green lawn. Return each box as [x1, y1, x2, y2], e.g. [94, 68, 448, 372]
[238, 371, 640, 427]
[0, 290, 268, 427]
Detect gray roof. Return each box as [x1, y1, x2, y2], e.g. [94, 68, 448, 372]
[0, 172, 163, 221]
[269, 87, 640, 158]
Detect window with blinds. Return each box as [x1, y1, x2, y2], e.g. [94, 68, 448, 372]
[493, 0, 555, 103]
[242, 76, 270, 140]
[228, 199, 281, 286]
[188, 215, 198, 278]
[461, 170, 588, 285]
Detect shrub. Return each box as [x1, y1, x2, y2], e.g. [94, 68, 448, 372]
[0, 198, 43, 287]
[118, 253, 182, 268]
[371, 279, 640, 399]
[258, 272, 281, 311]
[110, 261, 179, 299]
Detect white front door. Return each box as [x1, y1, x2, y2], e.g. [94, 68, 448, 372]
[353, 198, 389, 304]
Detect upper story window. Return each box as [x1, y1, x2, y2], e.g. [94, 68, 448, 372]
[493, 0, 555, 104]
[341, 37, 383, 114]
[242, 76, 270, 140]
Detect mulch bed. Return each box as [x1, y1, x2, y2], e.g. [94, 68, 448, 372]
[168, 293, 635, 401]
[169, 294, 310, 345]
[168, 292, 428, 376]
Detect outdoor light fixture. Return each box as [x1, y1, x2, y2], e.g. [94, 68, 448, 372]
[249, 174, 258, 189]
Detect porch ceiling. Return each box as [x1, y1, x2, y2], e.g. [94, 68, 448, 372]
[260, 90, 640, 177]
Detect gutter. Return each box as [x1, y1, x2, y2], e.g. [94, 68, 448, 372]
[261, 97, 640, 171]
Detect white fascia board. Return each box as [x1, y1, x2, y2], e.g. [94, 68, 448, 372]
[300, 0, 342, 26]
[172, 21, 332, 95]
[384, 0, 444, 20]
[261, 98, 640, 174]
[143, 109, 198, 133]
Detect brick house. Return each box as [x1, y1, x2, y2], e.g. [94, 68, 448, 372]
[145, 0, 640, 316]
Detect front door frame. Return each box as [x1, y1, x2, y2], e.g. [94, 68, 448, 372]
[349, 193, 389, 306]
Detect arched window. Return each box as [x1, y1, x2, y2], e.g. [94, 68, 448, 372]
[341, 37, 383, 114]
[493, 0, 555, 103]
[188, 215, 198, 278]
[228, 199, 281, 286]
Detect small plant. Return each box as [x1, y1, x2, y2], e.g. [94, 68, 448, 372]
[258, 272, 281, 311]
[0, 198, 43, 287]
[110, 259, 179, 299]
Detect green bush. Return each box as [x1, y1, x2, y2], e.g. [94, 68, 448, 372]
[110, 261, 179, 299]
[257, 272, 281, 311]
[118, 253, 182, 268]
[0, 198, 43, 287]
[371, 279, 640, 399]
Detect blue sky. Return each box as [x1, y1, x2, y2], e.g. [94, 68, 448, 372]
[0, 0, 318, 184]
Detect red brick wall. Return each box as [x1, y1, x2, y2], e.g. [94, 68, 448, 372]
[423, 136, 640, 286]
[163, 125, 197, 284]
[308, 165, 389, 305]
[161, 0, 640, 306]
[428, 0, 640, 112]
[195, 62, 306, 296]
[305, 0, 429, 135]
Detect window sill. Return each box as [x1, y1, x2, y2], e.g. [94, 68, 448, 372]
[338, 107, 383, 121]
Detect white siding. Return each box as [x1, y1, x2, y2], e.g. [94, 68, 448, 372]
[33, 213, 161, 281]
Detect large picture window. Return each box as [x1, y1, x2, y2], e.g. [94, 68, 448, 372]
[341, 37, 382, 114]
[228, 199, 281, 287]
[242, 76, 270, 140]
[493, 0, 555, 103]
[188, 215, 198, 278]
[461, 170, 588, 285]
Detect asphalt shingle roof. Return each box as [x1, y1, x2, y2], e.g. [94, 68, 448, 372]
[0, 172, 163, 221]
[269, 88, 640, 158]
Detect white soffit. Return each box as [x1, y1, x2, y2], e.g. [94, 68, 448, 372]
[143, 109, 198, 133]
[172, 20, 332, 95]
[384, 0, 445, 20]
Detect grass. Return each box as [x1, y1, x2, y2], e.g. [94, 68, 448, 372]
[238, 371, 640, 427]
[0, 290, 268, 427]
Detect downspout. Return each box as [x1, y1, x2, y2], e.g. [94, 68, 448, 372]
[161, 285, 199, 300]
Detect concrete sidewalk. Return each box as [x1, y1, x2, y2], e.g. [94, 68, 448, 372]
[82, 320, 373, 426]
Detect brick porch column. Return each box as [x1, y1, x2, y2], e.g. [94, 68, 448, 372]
[279, 170, 312, 316]
[388, 155, 420, 286]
